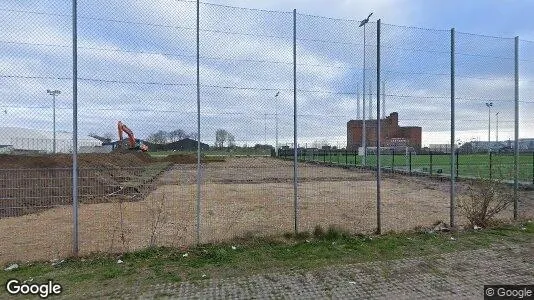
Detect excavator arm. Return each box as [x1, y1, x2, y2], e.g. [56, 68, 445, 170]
[117, 121, 148, 152]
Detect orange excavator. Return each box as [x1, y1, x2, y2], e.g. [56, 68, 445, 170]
[117, 121, 148, 152]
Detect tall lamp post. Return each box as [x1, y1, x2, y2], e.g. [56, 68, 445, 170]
[495, 112, 499, 143]
[275, 91, 280, 156]
[359, 12, 373, 165]
[485, 102, 493, 151]
[47, 89, 61, 153]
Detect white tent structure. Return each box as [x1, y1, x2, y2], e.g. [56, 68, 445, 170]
[0, 127, 101, 153]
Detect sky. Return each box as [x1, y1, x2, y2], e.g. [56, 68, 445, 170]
[0, 0, 533, 148]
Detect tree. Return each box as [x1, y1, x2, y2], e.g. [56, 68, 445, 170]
[215, 129, 228, 148]
[214, 129, 235, 148]
[146, 130, 169, 144]
[169, 129, 186, 142]
[227, 133, 236, 148]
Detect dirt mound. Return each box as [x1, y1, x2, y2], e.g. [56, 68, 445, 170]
[0, 152, 169, 219]
[0, 152, 154, 169]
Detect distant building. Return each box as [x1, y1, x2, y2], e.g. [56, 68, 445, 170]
[0, 127, 101, 153]
[347, 112, 422, 151]
[143, 138, 210, 151]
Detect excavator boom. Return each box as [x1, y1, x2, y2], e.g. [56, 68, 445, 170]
[117, 121, 148, 152]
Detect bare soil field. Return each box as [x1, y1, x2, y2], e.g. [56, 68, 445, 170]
[0, 156, 532, 265]
[0, 152, 172, 218]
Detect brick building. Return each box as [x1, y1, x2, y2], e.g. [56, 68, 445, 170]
[347, 112, 422, 151]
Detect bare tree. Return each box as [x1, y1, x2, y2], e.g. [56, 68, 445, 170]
[146, 130, 169, 144]
[169, 129, 186, 142]
[215, 129, 228, 148]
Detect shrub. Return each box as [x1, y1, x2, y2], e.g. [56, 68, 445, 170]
[458, 179, 513, 228]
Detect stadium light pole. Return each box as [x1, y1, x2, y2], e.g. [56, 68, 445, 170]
[485, 102, 493, 150]
[495, 112, 499, 142]
[359, 12, 373, 165]
[275, 91, 280, 156]
[47, 89, 61, 153]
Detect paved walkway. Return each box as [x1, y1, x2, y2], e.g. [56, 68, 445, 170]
[92, 242, 533, 299]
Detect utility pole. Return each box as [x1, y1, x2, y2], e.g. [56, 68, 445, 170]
[495, 112, 499, 142]
[359, 12, 373, 165]
[47, 89, 61, 153]
[485, 102, 493, 150]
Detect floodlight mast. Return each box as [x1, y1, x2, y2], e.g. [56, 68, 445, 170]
[359, 12, 373, 165]
[47, 89, 61, 153]
[485, 102, 493, 150]
[495, 112, 499, 142]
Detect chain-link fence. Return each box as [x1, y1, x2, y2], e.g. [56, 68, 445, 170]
[1, 1, 533, 264]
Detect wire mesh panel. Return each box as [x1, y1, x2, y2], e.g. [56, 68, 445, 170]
[0, 1, 74, 264]
[76, 0, 198, 255]
[455, 32, 515, 181]
[455, 32, 516, 222]
[198, 3, 294, 242]
[381, 24, 451, 231]
[519, 39, 534, 219]
[295, 13, 377, 235]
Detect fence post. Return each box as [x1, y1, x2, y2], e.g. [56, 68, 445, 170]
[450, 27, 456, 228]
[72, 0, 79, 257]
[456, 150, 459, 179]
[392, 149, 395, 171]
[195, 0, 202, 244]
[430, 151, 433, 175]
[514, 36, 519, 220]
[376, 19, 382, 235]
[345, 150, 348, 165]
[293, 9, 298, 234]
[409, 151, 412, 175]
[354, 149, 357, 165]
[337, 150, 340, 164]
[490, 151, 493, 180]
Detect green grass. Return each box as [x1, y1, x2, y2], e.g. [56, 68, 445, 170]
[149, 149, 271, 159]
[121, 162, 172, 189]
[291, 152, 533, 183]
[1, 222, 532, 297]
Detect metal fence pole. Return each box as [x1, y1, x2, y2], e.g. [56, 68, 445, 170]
[392, 149, 395, 171]
[456, 150, 459, 178]
[450, 28, 456, 228]
[362, 23, 367, 167]
[293, 9, 298, 234]
[71, 0, 79, 257]
[514, 36, 519, 220]
[430, 151, 433, 175]
[376, 19, 382, 234]
[409, 151, 412, 175]
[489, 151, 493, 180]
[196, 0, 201, 244]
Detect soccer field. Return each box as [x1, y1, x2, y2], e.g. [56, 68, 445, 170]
[291, 151, 534, 184]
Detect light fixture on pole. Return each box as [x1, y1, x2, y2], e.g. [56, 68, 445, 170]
[275, 91, 280, 156]
[47, 89, 61, 153]
[359, 12, 373, 165]
[485, 102, 493, 150]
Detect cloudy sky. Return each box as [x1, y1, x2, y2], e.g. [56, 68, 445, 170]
[0, 0, 532, 148]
